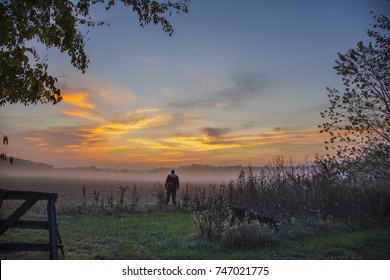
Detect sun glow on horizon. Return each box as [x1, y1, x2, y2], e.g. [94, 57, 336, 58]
[0, 0, 374, 169]
[10, 81, 328, 168]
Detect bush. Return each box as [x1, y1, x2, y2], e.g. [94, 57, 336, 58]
[220, 212, 275, 247]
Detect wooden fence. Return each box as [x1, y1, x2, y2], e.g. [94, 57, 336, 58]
[0, 189, 64, 259]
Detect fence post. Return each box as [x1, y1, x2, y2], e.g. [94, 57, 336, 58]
[48, 193, 59, 260]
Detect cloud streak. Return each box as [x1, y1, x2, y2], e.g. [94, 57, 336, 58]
[168, 72, 267, 110]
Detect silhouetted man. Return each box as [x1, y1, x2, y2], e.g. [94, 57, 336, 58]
[165, 170, 179, 205]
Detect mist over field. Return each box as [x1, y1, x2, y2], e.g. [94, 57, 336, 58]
[0, 158, 246, 183]
[0, 158, 252, 211]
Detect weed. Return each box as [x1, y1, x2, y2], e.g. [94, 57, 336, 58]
[152, 182, 166, 210]
[61, 185, 142, 214]
[127, 185, 141, 211]
[193, 209, 227, 241]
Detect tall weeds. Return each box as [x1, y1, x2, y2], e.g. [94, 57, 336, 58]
[188, 156, 390, 245]
[61, 185, 142, 213]
[152, 182, 166, 210]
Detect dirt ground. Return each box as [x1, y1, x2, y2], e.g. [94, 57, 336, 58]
[0, 175, 168, 213]
[0, 171, 221, 215]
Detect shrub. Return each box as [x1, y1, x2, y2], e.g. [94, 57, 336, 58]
[152, 182, 166, 210]
[220, 212, 275, 247]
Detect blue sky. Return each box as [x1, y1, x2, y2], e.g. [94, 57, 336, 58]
[0, 0, 388, 169]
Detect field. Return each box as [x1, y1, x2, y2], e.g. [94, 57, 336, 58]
[0, 174, 163, 212]
[0, 168, 236, 211]
[1, 172, 390, 260]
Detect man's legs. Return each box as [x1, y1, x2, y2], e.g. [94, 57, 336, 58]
[165, 187, 172, 205]
[171, 188, 177, 205]
[165, 186, 177, 205]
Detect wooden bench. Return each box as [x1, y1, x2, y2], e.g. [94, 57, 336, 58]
[0, 189, 64, 259]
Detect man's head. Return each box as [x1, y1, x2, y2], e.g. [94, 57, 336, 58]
[171, 170, 175, 174]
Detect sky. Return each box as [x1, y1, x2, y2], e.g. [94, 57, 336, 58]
[0, 0, 389, 170]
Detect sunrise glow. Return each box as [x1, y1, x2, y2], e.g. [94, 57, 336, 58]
[0, 0, 384, 170]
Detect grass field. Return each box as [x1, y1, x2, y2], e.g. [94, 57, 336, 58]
[1, 211, 389, 260]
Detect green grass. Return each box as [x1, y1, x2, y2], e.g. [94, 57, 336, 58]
[1, 211, 389, 259]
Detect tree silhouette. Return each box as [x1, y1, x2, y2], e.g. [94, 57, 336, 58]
[320, 13, 390, 160]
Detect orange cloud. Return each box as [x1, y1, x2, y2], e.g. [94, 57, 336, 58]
[59, 91, 101, 121]
[124, 126, 322, 157]
[49, 114, 170, 158]
[61, 108, 96, 120]
[62, 92, 94, 109]
[23, 136, 48, 148]
[90, 115, 168, 135]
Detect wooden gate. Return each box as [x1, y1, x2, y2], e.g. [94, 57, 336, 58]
[0, 189, 64, 259]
